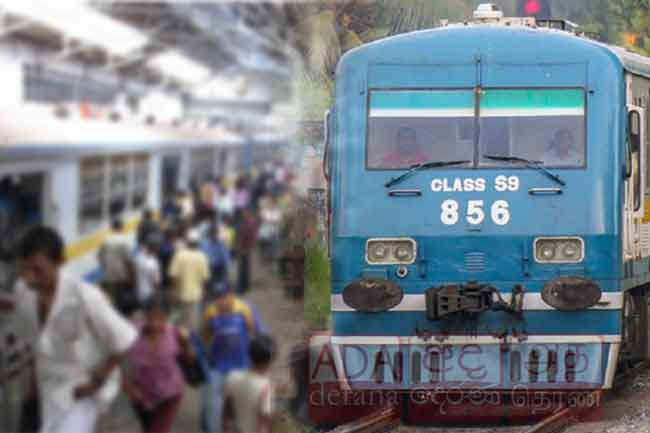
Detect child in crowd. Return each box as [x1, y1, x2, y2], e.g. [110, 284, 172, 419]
[224, 335, 277, 433]
[124, 296, 194, 433]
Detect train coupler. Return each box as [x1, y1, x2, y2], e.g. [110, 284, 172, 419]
[425, 282, 525, 320]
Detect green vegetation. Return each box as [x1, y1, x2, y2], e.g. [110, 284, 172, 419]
[610, 0, 650, 55]
[304, 239, 331, 330]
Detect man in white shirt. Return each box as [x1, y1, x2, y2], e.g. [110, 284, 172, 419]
[134, 237, 161, 305]
[542, 128, 584, 167]
[224, 335, 276, 433]
[10, 226, 138, 433]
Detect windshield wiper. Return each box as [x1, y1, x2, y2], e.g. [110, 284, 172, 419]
[482, 155, 566, 187]
[384, 160, 471, 188]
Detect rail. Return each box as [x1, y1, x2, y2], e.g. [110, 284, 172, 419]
[523, 407, 576, 433]
[327, 407, 400, 433]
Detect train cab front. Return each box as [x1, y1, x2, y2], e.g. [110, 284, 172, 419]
[317, 24, 626, 426]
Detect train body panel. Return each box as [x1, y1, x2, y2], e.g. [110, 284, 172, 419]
[325, 23, 650, 399]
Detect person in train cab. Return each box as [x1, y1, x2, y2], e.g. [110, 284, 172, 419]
[134, 235, 162, 306]
[11, 226, 137, 433]
[124, 295, 194, 433]
[98, 218, 134, 310]
[168, 228, 210, 329]
[200, 281, 264, 433]
[223, 335, 277, 433]
[380, 126, 430, 168]
[542, 128, 583, 166]
[137, 208, 161, 248]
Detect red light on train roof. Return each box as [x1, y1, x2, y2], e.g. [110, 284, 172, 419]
[524, 0, 541, 15]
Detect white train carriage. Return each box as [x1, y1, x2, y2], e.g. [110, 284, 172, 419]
[0, 104, 244, 279]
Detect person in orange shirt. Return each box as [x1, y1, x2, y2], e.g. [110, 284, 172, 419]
[380, 126, 430, 168]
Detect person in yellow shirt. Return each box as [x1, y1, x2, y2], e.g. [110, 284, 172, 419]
[168, 229, 209, 329]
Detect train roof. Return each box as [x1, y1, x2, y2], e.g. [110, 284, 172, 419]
[338, 23, 650, 81]
[0, 103, 245, 159]
[608, 46, 650, 79]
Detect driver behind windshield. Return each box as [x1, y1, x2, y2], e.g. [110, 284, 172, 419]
[380, 126, 430, 168]
[542, 128, 583, 167]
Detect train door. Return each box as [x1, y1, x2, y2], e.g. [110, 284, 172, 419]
[0, 170, 48, 432]
[623, 101, 649, 363]
[625, 104, 646, 260]
[0, 172, 48, 252]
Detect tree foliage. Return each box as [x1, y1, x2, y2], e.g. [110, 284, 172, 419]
[610, 0, 650, 55]
[296, 0, 650, 121]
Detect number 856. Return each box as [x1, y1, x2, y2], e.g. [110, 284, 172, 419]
[441, 199, 510, 226]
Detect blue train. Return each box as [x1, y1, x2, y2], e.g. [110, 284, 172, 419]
[318, 5, 650, 425]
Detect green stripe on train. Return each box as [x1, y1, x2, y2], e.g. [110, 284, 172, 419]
[370, 89, 584, 111]
[482, 89, 584, 110]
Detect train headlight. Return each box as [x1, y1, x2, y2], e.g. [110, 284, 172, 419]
[539, 244, 556, 261]
[368, 242, 388, 261]
[395, 245, 414, 261]
[562, 242, 580, 260]
[366, 238, 416, 265]
[534, 237, 584, 263]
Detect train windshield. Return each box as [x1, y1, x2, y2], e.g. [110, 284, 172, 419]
[367, 90, 475, 169]
[478, 89, 585, 168]
[366, 88, 585, 170]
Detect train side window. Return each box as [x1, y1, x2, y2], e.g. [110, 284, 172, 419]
[79, 157, 106, 234]
[132, 154, 149, 210]
[646, 92, 650, 195]
[109, 155, 129, 219]
[629, 110, 642, 211]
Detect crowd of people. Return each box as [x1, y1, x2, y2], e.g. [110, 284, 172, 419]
[1, 163, 300, 433]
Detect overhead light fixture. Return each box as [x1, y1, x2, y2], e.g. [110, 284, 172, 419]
[147, 51, 212, 84]
[0, 1, 148, 56]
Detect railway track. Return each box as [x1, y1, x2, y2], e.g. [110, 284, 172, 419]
[327, 408, 575, 433]
[326, 362, 650, 433]
[327, 407, 401, 433]
[522, 407, 577, 433]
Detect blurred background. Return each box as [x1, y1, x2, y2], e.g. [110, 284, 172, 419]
[0, 1, 648, 432]
[0, 2, 314, 433]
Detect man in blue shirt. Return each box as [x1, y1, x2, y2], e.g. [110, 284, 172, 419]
[199, 281, 264, 433]
[199, 222, 231, 286]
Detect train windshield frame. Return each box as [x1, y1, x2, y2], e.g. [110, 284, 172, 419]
[365, 87, 586, 170]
